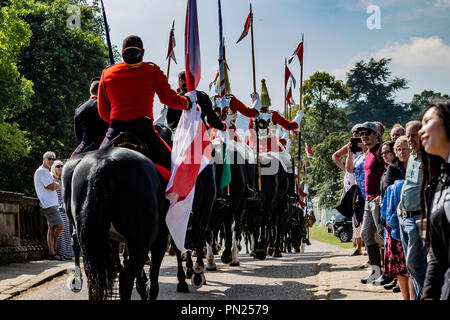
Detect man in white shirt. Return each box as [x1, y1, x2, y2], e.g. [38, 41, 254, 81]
[34, 151, 64, 260]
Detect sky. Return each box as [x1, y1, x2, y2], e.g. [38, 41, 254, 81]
[96, 0, 450, 128]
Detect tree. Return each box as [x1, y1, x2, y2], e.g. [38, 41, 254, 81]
[345, 58, 408, 127]
[406, 90, 450, 122]
[0, 0, 109, 195]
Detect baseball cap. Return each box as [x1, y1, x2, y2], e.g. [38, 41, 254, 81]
[358, 121, 378, 133]
[351, 123, 362, 133]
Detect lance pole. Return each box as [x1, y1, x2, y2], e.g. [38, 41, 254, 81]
[297, 33, 304, 195]
[164, 20, 175, 109]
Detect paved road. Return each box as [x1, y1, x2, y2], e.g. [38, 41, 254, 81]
[12, 241, 338, 300]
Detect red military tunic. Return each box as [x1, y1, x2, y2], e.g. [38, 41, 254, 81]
[98, 62, 188, 123]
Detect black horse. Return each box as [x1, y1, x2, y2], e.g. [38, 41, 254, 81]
[244, 153, 290, 260]
[155, 122, 217, 291]
[62, 147, 168, 300]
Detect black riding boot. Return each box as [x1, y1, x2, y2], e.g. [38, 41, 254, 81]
[361, 244, 381, 284]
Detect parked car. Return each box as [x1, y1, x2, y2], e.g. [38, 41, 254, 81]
[333, 213, 353, 242]
[326, 215, 335, 233]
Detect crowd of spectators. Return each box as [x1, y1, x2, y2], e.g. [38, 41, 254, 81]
[333, 99, 450, 300]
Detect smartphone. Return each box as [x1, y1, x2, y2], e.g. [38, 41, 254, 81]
[351, 137, 362, 153]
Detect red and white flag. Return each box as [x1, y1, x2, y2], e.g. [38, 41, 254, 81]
[288, 41, 304, 65]
[166, 20, 177, 64]
[285, 63, 296, 90]
[236, 4, 252, 44]
[305, 143, 314, 158]
[166, 0, 210, 253]
[286, 86, 296, 106]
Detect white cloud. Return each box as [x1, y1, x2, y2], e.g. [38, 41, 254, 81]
[372, 36, 450, 69]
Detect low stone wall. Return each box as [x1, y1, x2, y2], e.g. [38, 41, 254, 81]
[0, 191, 47, 265]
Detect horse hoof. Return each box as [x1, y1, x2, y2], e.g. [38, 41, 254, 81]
[177, 282, 189, 293]
[67, 276, 83, 293]
[221, 254, 232, 265]
[267, 247, 274, 256]
[206, 263, 217, 271]
[255, 250, 267, 260]
[230, 261, 240, 267]
[191, 272, 206, 289]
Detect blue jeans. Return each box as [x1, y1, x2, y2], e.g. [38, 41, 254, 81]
[399, 215, 428, 297]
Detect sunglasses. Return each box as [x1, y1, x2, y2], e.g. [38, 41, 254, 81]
[359, 131, 373, 137]
[47, 158, 56, 161]
[56, 165, 63, 168]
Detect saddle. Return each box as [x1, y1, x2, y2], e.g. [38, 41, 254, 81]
[109, 132, 149, 156]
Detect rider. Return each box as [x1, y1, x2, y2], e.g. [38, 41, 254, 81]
[246, 79, 299, 198]
[166, 71, 226, 131]
[71, 77, 109, 158]
[97, 35, 192, 182]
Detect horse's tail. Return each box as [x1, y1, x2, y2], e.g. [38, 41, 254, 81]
[79, 158, 116, 300]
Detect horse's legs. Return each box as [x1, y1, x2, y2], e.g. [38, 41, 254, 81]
[172, 237, 189, 293]
[205, 231, 217, 271]
[191, 240, 206, 288]
[118, 244, 147, 300]
[185, 251, 194, 279]
[67, 231, 83, 293]
[220, 213, 233, 264]
[147, 231, 168, 301]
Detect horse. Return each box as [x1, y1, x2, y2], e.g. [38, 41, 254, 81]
[155, 122, 217, 292]
[62, 146, 168, 300]
[204, 140, 250, 269]
[244, 152, 290, 260]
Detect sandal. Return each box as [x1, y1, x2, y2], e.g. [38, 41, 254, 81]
[48, 253, 62, 261]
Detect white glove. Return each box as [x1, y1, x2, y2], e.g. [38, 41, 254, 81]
[185, 91, 198, 104]
[227, 112, 237, 127]
[251, 92, 260, 111]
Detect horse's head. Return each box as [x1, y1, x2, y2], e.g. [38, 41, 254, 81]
[154, 124, 173, 148]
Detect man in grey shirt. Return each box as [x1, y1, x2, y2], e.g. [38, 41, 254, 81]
[397, 121, 428, 299]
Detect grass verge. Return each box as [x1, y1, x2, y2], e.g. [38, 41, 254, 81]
[309, 225, 354, 249]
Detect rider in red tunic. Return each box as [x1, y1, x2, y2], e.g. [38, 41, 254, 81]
[97, 35, 192, 181]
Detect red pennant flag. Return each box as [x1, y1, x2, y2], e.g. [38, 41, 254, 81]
[305, 143, 314, 158]
[286, 86, 296, 106]
[288, 41, 304, 65]
[298, 185, 308, 198]
[236, 6, 252, 44]
[284, 64, 296, 89]
[298, 199, 306, 207]
[185, 0, 201, 91]
[166, 21, 177, 64]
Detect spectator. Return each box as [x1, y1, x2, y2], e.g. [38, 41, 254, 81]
[51, 160, 74, 260]
[33, 152, 64, 260]
[397, 120, 428, 299]
[418, 100, 450, 300]
[358, 122, 385, 284]
[391, 124, 406, 142]
[345, 133, 368, 256]
[375, 121, 385, 143]
[332, 123, 362, 172]
[378, 138, 411, 298]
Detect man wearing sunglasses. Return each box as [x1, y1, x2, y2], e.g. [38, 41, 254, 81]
[97, 35, 193, 181]
[358, 122, 386, 285]
[33, 151, 64, 260]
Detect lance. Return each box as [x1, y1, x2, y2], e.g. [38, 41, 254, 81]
[100, 0, 115, 66]
[166, 20, 175, 82]
[297, 33, 304, 195]
[249, 4, 262, 192]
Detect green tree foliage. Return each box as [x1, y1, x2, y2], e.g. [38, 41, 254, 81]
[345, 58, 408, 128]
[309, 130, 350, 209]
[406, 90, 450, 122]
[0, 0, 109, 195]
[286, 72, 350, 208]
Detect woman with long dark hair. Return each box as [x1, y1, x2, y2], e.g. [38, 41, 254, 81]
[418, 99, 450, 300]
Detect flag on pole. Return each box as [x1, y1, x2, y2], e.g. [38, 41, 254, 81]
[286, 86, 296, 106]
[305, 143, 314, 158]
[288, 40, 304, 65]
[185, 0, 201, 91]
[166, 0, 210, 253]
[301, 161, 306, 173]
[236, 4, 252, 44]
[298, 184, 308, 198]
[166, 20, 177, 64]
[285, 63, 296, 89]
[100, 0, 115, 65]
